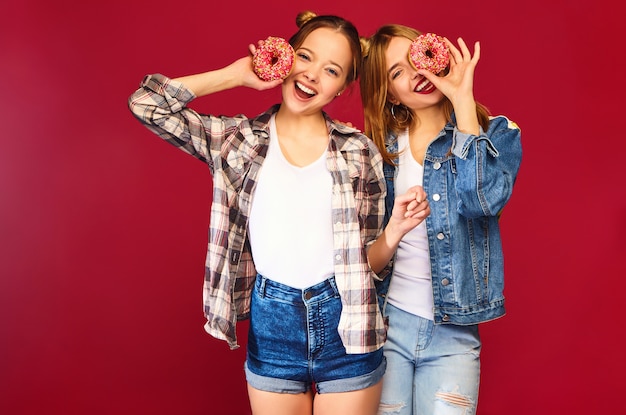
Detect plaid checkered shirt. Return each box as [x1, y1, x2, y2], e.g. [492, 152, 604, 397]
[129, 74, 387, 353]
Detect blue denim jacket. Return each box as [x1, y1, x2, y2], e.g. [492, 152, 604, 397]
[377, 115, 522, 325]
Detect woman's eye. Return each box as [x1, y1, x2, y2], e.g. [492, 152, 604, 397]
[391, 70, 402, 80]
[327, 68, 339, 76]
[297, 53, 310, 61]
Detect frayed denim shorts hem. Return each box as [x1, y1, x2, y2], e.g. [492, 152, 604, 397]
[244, 275, 386, 394]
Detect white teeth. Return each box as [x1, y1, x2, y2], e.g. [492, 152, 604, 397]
[296, 82, 316, 95]
[415, 79, 430, 92]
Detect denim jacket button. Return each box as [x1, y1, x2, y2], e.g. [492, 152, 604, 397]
[437, 233, 445, 240]
[432, 194, 441, 201]
[441, 278, 450, 286]
[433, 162, 441, 170]
[442, 315, 450, 322]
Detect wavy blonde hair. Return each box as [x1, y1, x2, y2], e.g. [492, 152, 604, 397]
[360, 24, 490, 164]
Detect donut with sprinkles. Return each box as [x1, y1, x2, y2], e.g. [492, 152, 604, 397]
[408, 33, 449, 74]
[252, 36, 295, 81]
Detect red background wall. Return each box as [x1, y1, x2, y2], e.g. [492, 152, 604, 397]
[2, 0, 624, 414]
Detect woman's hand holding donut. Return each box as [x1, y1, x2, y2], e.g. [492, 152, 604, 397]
[419, 37, 479, 105]
[228, 45, 282, 91]
[209, 43, 285, 93]
[173, 53, 282, 97]
[170, 38, 288, 97]
[419, 37, 481, 135]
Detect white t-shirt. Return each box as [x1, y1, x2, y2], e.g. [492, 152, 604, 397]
[248, 116, 334, 289]
[387, 129, 434, 319]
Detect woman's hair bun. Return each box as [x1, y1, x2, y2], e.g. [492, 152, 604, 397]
[296, 10, 317, 28]
[360, 36, 371, 58]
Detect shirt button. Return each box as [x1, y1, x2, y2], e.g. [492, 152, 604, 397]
[433, 162, 441, 170]
[442, 315, 450, 322]
[432, 194, 441, 201]
[237, 163, 243, 169]
[437, 233, 445, 240]
[335, 254, 342, 261]
[335, 221, 342, 226]
[441, 278, 450, 286]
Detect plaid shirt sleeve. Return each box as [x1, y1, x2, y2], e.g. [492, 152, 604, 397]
[128, 74, 260, 350]
[128, 74, 212, 160]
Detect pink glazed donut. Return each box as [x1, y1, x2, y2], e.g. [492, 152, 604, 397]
[408, 33, 450, 74]
[252, 36, 295, 81]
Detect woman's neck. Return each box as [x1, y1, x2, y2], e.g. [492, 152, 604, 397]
[275, 107, 327, 139]
[274, 108, 329, 167]
[411, 105, 446, 138]
[407, 106, 447, 165]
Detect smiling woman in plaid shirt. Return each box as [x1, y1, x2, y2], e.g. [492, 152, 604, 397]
[129, 11, 429, 415]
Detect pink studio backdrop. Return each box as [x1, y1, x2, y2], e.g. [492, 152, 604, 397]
[1, 0, 624, 414]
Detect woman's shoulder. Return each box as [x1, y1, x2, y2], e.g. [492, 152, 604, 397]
[488, 114, 521, 133]
[334, 127, 380, 155]
[326, 115, 377, 151]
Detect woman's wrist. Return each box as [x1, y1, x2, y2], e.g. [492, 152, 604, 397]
[453, 98, 479, 135]
[384, 218, 407, 246]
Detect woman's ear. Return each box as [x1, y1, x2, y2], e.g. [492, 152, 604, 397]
[387, 94, 400, 105]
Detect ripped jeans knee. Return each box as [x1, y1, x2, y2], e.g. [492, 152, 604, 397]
[378, 389, 476, 415]
[433, 389, 476, 414]
[378, 401, 407, 415]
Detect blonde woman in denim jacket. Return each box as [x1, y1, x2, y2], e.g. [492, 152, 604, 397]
[361, 24, 522, 415]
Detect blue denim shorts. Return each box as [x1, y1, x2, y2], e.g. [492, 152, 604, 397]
[244, 275, 385, 394]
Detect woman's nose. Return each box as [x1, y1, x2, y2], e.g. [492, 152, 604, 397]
[304, 67, 320, 82]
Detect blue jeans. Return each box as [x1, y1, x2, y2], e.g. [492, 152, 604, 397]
[245, 275, 385, 394]
[379, 302, 481, 415]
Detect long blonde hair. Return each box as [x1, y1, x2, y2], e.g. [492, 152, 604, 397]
[360, 24, 490, 164]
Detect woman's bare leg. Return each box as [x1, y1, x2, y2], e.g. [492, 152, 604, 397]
[313, 381, 383, 415]
[247, 383, 314, 415]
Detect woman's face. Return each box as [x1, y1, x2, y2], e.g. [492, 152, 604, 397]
[385, 36, 443, 109]
[282, 27, 352, 115]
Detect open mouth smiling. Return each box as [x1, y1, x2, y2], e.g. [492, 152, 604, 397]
[296, 82, 317, 98]
[414, 78, 435, 94]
